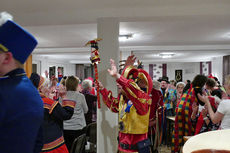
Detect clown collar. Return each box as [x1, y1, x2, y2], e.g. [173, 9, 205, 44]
[0, 68, 26, 80]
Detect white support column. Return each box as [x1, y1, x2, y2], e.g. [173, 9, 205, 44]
[97, 18, 119, 153]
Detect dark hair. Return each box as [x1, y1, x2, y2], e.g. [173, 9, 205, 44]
[30, 72, 40, 88]
[119, 68, 124, 75]
[183, 80, 191, 93]
[213, 77, 218, 82]
[206, 78, 216, 88]
[211, 89, 222, 99]
[170, 80, 177, 87]
[217, 81, 221, 87]
[192, 75, 207, 88]
[191, 75, 208, 106]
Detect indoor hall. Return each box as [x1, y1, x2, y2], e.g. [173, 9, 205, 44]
[1, 0, 230, 153]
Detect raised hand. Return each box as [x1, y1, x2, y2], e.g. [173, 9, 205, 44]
[108, 59, 119, 78]
[124, 55, 136, 68]
[192, 102, 198, 114]
[59, 84, 67, 99]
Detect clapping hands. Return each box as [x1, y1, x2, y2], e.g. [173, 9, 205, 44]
[197, 93, 209, 104]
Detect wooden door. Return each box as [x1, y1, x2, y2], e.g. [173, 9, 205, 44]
[24, 55, 32, 77]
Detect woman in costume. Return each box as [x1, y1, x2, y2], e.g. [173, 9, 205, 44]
[172, 74, 207, 153]
[30, 73, 76, 153]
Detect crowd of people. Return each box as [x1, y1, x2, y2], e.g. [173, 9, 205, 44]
[1, 12, 230, 153]
[30, 74, 97, 153]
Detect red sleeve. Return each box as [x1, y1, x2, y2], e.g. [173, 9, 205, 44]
[116, 75, 151, 115]
[149, 88, 160, 120]
[100, 88, 119, 113]
[43, 98, 75, 120]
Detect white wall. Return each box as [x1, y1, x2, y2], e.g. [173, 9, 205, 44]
[33, 55, 76, 78]
[143, 64, 149, 73]
[32, 55, 222, 85]
[144, 62, 200, 82]
[167, 62, 200, 82]
[211, 56, 223, 85]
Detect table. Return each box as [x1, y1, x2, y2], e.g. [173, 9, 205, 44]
[183, 136, 192, 143]
[183, 129, 230, 153]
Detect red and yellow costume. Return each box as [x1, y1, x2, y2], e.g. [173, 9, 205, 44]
[148, 88, 164, 150]
[100, 66, 153, 152]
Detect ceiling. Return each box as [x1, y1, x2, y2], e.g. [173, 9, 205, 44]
[1, 0, 230, 63]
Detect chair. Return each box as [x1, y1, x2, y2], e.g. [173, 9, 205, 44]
[86, 122, 96, 144]
[70, 134, 87, 153]
[86, 122, 96, 152]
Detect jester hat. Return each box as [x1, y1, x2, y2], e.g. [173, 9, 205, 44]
[137, 69, 153, 95]
[122, 66, 139, 81]
[0, 13, 38, 64]
[122, 66, 153, 95]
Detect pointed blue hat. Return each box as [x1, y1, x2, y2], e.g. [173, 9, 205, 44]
[0, 20, 38, 64]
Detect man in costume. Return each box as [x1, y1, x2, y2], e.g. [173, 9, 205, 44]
[172, 75, 207, 153]
[158, 76, 176, 145]
[0, 12, 44, 153]
[97, 59, 153, 153]
[158, 76, 176, 116]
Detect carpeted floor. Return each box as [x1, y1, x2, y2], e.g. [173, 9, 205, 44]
[158, 145, 171, 153]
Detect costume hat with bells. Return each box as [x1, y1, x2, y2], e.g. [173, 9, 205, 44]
[122, 66, 153, 95]
[0, 12, 38, 64]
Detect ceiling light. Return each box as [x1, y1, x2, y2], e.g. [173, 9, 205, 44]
[119, 34, 133, 41]
[223, 33, 230, 38]
[159, 52, 175, 58]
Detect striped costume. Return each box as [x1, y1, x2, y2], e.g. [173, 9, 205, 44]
[172, 85, 198, 153]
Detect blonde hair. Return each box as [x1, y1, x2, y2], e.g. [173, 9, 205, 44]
[60, 77, 67, 86]
[38, 77, 50, 95]
[15, 59, 24, 68]
[66, 76, 79, 91]
[176, 82, 186, 89]
[152, 80, 160, 90]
